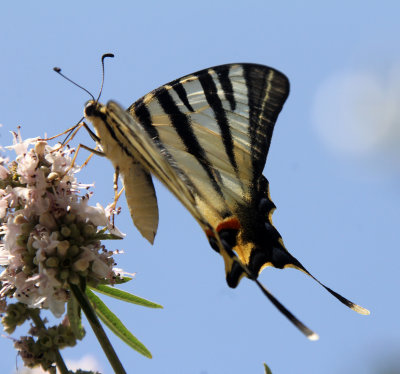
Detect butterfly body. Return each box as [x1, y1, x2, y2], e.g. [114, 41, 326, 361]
[83, 63, 369, 338]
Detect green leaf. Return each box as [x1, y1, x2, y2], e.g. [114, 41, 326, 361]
[264, 363, 272, 374]
[90, 284, 163, 309]
[86, 288, 152, 358]
[95, 233, 124, 240]
[114, 276, 133, 285]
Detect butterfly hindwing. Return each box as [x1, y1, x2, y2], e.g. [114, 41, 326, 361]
[123, 161, 158, 244]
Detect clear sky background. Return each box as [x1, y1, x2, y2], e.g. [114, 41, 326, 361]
[1, 1, 399, 373]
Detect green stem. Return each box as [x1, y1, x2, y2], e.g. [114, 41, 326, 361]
[29, 310, 69, 374]
[70, 283, 127, 374]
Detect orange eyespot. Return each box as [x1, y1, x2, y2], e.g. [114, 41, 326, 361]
[205, 217, 241, 238]
[216, 217, 241, 232]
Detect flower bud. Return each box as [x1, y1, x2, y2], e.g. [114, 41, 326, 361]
[73, 258, 89, 272]
[21, 252, 33, 263]
[82, 224, 95, 238]
[39, 165, 50, 176]
[60, 226, 71, 237]
[34, 141, 47, 157]
[53, 334, 65, 347]
[45, 257, 59, 268]
[39, 212, 57, 230]
[59, 269, 69, 280]
[46, 172, 60, 182]
[68, 223, 80, 238]
[39, 334, 53, 348]
[14, 214, 28, 225]
[16, 235, 28, 248]
[22, 265, 33, 274]
[57, 240, 70, 257]
[27, 237, 35, 253]
[63, 212, 76, 224]
[68, 273, 80, 285]
[20, 222, 34, 235]
[67, 245, 80, 257]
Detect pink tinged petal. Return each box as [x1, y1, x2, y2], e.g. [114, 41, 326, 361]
[0, 165, 9, 179]
[0, 251, 11, 266]
[92, 258, 110, 278]
[35, 248, 47, 263]
[48, 297, 66, 318]
[84, 203, 108, 226]
[107, 223, 125, 238]
[112, 268, 136, 278]
[9, 187, 30, 209]
[3, 221, 22, 254]
[0, 201, 8, 219]
[16, 153, 39, 184]
[6, 134, 39, 156]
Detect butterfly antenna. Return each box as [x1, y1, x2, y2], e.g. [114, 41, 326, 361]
[53, 67, 95, 101]
[96, 53, 115, 102]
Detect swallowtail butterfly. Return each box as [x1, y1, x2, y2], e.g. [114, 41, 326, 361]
[82, 62, 369, 339]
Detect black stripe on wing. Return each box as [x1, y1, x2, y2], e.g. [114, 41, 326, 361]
[195, 69, 238, 173]
[243, 66, 289, 187]
[155, 86, 224, 197]
[128, 99, 199, 195]
[171, 81, 195, 113]
[215, 65, 236, 111]
[132, 97, 161, 141]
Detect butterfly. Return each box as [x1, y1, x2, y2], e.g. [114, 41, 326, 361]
[82, 61, 369, 339]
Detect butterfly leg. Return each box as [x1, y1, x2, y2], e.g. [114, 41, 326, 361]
[105, 167, 124, 227]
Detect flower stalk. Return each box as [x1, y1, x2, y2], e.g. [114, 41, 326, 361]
[28, 309, 69, 374]
[70, 283, 127, 374]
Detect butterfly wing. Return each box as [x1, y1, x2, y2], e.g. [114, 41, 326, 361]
[125, 64, 288, 268]
[123, 162, 158, 244]
[124, 63, 368, 315]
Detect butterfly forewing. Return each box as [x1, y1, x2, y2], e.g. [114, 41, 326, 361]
[127, 64, 289, 219]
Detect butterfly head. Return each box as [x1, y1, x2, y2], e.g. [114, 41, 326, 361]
[84, 100, 103, 119]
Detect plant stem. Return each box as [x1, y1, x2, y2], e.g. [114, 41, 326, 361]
[70, 283, 127, 374]
[29, 310, 69, 374]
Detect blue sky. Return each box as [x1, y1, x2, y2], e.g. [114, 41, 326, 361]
[1, 1, 400, 373]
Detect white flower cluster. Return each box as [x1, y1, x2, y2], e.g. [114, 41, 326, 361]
[0, 131, 123, 317]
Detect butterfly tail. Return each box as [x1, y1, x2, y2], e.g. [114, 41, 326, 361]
[269, 247, 370, 316]
[218, 244, 319, 340]
[254, 278, 319, 341]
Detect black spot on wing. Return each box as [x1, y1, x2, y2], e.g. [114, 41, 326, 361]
[195, 70, 238, 173]
[155, 87, 224, 196]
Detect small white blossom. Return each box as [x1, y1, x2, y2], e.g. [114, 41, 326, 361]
[0, 131, 124, 318]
